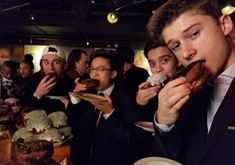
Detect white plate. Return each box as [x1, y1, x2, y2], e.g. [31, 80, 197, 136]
[45, 95, 67, 99]
[135, 121, 154, 133]
[134, 157, 182, 165]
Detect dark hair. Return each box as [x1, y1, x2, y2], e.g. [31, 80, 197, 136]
[144, 39, 166, 58]
[116, 46, 135, 64]
[147, 0, 221, 41]
[66, 49, 87, 70]
[1, 60, 19, 77]
[1, 60, 14, 68]
[21, 54, 34, 70]
[90, 49, 122, 77]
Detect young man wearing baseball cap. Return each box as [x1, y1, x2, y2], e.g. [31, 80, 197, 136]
[20, 45, 74, 113]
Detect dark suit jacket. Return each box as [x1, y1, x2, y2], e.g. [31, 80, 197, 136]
[137, 96, 158, 121]
[117, 65, 149, 99]
[153, 78, 235, 165]
[68, 85, 151, 165]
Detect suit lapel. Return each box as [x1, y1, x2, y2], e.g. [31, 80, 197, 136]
[198, 78, 235, 163]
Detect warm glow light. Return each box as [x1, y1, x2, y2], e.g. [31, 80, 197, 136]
[222, 5, 235, 15]
[24, 45, 46, 72]
[134, 50, 151, 75]
[107, 12, 118, 24]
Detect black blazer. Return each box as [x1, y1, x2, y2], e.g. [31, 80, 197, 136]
[153, 78, 235, 165]
[68, 85, 149, 165]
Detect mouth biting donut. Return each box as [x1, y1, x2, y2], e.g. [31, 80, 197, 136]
[81, 78, 99, 91]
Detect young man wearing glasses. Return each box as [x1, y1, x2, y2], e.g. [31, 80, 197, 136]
[68, 49, 143, 165]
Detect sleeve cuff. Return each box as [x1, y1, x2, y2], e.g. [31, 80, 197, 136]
[69, 92, 81, 104]
[153, 111, 174, 133]
[103, 108, 114, 119]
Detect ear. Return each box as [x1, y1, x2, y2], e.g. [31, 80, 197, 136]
[111, 70, 117, 79]
[219, 14, 233, 35]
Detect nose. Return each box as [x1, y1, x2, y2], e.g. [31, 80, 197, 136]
[181, 42, 196, 60]
[153, 63, 163, 73]
[49, 62, 55, 71]
[90, 69, 98, 78]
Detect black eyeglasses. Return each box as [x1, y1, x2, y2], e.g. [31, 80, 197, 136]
[88, 66, 113, 73]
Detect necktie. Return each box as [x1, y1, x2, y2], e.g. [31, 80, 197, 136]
[94, 92, 104, 127]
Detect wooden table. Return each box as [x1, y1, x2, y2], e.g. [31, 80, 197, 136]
[53, 144, 71, 165]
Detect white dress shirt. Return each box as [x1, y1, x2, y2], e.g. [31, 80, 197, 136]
[207, 64, 235, 132]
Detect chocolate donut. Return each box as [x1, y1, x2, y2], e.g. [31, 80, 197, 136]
[173, 60, 210, 92]
[81, 78, 99, 90]
[46, 72, 58, 82]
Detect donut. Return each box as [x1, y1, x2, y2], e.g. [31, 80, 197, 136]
[81, 78, 99, 90]
[173, 60, 210, 92]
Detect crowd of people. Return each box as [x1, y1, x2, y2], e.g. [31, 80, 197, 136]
[1, 0, 235, 164]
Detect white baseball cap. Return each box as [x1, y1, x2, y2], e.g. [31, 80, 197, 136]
[42, 45, 66, 60]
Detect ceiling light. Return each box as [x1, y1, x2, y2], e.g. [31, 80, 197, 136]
[30, 14, 35, 20]
[90, 0, 95, 4]
[107, 12, 118, 24]
[222, 5, 235, 15]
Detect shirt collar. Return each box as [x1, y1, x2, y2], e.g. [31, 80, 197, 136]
[98, 83, 115, 96]
[75, 69, 84, 76]
[215, 64, 235, 84]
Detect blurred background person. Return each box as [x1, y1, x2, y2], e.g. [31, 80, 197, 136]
[14, 54, 34, 98]
[0, 60, 19, 99]
[66, 49, 89, 81]
[116, 46, 149, 99]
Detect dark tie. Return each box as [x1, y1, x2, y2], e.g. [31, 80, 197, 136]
[94, 92, 104, 127]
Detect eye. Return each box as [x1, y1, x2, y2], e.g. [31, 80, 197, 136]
[170, 43, 180, 52]
[148, 60, 156, 68]
[42, 60, 49, 65]
[160, 57, 170, 64]
[53, 60, 62, 65]
[190, 31, 200, 40]
[97, 67, 105, 72]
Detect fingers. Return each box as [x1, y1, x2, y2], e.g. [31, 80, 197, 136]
[44, 74, 56, 82]
[171, 95, 190, 113]
[91, 94, 113, 114]
[138, 81, 151, 89]
[103, 94, 111, 103]
[136, 85, 159, 105]
[73, 83, 87, 93]
[166, 77, 188, 88]
[156, 77, 191, 125]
